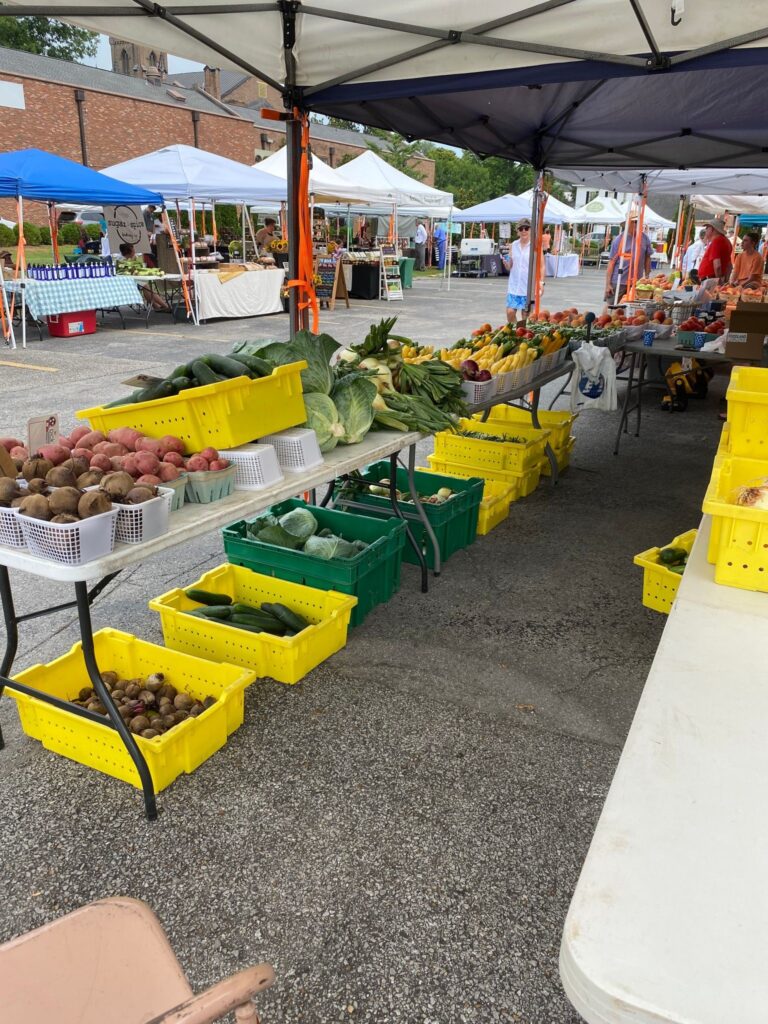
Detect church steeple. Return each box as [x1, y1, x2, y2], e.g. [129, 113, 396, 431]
[109, 38, 167, 81]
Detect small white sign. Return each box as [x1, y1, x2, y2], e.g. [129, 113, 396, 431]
[0, 80, 25, 110]
[499, 222, 512, 239]
[727, 332, 748, 345]
[28, 414, 59, 455]
[106, 204, 151, 256]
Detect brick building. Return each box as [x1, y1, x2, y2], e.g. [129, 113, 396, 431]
[0, 45, 435, 224]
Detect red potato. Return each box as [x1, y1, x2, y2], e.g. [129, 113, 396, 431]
[158, 435, 185, 456]
[162, 451, 184, 468]
[209, 459, 229, 471]
[122, 452, 141, 478]
[107, 427, 144, 451]
[186, 455, 209, 472]
[0, 438, 23, 452]
[135, 437, 163, 457]
[136, 474, 161, 487]
[69, 425, 91, 446]
[72, 447, 94, 464]
[77, 430, 106, 450]
[199, 447, 219, 462]
[90, 453, 114, 473]
[10, 446, 29, 461]
[57, 437, 73, 451]
[134, 451, 160, 477]
[157, 462, 180, 482]
[37, 443, 71, 466]
[109, 456, 125, 471]
[93, 441, 129, 458]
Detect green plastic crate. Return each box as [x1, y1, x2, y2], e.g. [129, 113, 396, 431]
[222, 499, 406, 627]
[334, 462, 483, 569]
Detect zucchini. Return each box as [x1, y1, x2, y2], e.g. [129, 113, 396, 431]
[134, 379, 176, 404]
[261, 602, 309, 633]
[185, 588, 232, 606]
[171, 375, 194, 392]
[203, 353, 255, 379]
[229, 353, 273, 377]
[195, 606, 234, 621]
[231, 611, 285, 632]
[102, 390, 141, 409]
[190, 359, 224, 387]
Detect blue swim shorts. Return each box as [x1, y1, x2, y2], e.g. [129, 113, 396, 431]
[506, 293, 527, 310]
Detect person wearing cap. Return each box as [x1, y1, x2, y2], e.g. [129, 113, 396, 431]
[729, 232, 765, 288]
[603, 214, 652, 301]
[502, 218, 532, 322]
[697, 217, 733, 283]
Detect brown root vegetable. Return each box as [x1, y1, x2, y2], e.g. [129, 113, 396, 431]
[118, 705, 133, 719]
[189, 705, 204, 718]
[125, 683, 141, 698]
[48, 486, 82, 517]
[157, 683, 177, 701]
[51, 513, 79, 524]
[125, 486, 155, 505]
[0, 479, 19, 502]
[61, 456, 90, 478]
[100, 471, 135, 500]
[162, 713, 177, 728]
[26, 479, 48, 495]
[109, 456, 125, 472]
[78, 687, 94, 702]
[101, 671, 119, 688]
[11, 497, 24, 508]
[141, 729, 160, 739]
[173, 710, 189, 724]
[137, 690, 157, 706]
[19, 494, 51, 520]
[129, 715, 150, 733]
[45, 466, 78, 489]
[145, 673, 165, 692]
[111, 689, 125, 701]
[173, 693, 193, 711]
[77, 470, 104, 488]
[77, 490, 112, 519]
[22, 458, 53, 482]
[202, 696, 216, 710]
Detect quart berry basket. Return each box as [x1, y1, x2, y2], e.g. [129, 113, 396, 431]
[18, 507, 119, 566]
[218, 443, 284, 491]
[184, 464, 237, 504]
[258, 428, 324, 473]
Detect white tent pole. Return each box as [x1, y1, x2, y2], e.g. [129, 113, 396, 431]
[670, 195, 684, 269]
[189, 198, 200, 325]
[19, 195, 27, 349]
[0, 261, 16, 350]
[241, 204, 246, 260]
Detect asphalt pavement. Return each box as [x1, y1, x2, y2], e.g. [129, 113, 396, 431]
[0, 268, 722, 1022]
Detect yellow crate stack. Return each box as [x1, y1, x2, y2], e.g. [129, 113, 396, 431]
[473, 406, 577, 476]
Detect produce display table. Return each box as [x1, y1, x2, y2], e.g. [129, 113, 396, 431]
[0, 430, 426, 821]
[560, 517, 768, 1024]
[454, 254, 504, 278]
[613, 337, 751, 455]
[4, 276, 143, 319]
[544, 253, 580, 278]
[193, 267, 285, 321]
[349, 263, 380, 300]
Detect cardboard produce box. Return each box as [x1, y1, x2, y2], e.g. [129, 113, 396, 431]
[725, 302, 768, 361]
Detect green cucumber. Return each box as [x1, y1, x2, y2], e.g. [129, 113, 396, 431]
[168, 362, 191, 380]
[185, 589, 232, 606]
[261, 602, 309, 633]
[195, 606, 234, 621]
[231, 611, 285, 631]
[134, 379, 176, 404]
[102, 390, 141, 408]
[659, 546, 688, 566]
[229, 353, 274, 377]
[190, 359, 224, 387]
[171, 375, 194, 392]
[203, 353, 255, 379]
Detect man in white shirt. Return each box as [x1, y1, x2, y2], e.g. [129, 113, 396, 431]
[682, 228, 706, 275]
[501, 218, 531, 322]
[414, 220, 428, 270]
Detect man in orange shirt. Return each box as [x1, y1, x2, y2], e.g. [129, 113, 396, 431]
[730, 232, 765, 288]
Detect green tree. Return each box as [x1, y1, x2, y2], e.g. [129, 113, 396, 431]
[0, 15, 97, 61]
[366, 130, 426, 181]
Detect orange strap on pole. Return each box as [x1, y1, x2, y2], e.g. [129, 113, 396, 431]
[211, 202, 218, 247]
[163, 208, 192, 318]
[9, 197, 26, 322]
[533, 189, 547, 317]
[627, 188, 648, 300]
[285, 109, 319, 333]
[48, 203, 60, 264]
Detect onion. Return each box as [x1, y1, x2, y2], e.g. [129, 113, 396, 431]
[735, 483, 768, 508]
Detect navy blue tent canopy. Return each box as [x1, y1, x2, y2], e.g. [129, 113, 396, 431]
[0, 149, 163, 205]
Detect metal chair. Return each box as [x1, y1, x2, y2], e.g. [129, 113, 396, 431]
[0, 897, 275, 1023]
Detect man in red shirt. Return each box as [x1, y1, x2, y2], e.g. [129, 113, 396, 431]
[697, 217, 733, 282]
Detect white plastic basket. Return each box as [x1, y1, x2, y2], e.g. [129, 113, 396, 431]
[218, 443, 284, 491]
[461, 378, 496, 405]
[0, 506, 25, 549]
[18, 507, 119, 566]
[258, 428, 324, 473]
[113, 487, 173, 544]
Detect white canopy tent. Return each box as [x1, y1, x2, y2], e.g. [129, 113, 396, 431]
[255, 147, 386, 204]
[453, 193, 561, 224]
[334, 150, 452, 209]
[516, 189, 575, 223]
[570, 196, 627, 225]
[690, 195, 768, 215]
[619, 201, 675, 230]
[102, 145, 286, 203]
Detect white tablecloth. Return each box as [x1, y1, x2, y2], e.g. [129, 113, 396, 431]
[194, 268, 285, 320]
[545, 253, 580, 277]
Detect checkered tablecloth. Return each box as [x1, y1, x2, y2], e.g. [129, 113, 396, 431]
[4, 277, 143, 318]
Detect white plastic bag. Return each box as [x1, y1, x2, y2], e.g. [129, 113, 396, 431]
[571, 341, 617, 412]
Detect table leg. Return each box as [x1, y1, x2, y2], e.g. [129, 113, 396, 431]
[531, 389, 558, 485]
[74, 581, 158, 820]
[0, 565, 19, 749]
[547, 365, 575, 410]
[614, 351, 638, 455]
[389, 453, 428, 594]
[405, 444, 441, 576]
[635, 352, 646, 438]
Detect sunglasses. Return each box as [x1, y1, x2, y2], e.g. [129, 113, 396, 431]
[518, 226, 530, 231]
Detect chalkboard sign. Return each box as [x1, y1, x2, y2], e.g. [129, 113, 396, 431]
[313, 255, 349, 310]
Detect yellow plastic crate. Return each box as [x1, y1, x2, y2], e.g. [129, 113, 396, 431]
[540, 436, 576, 477]
[633, 529, 697, 614]
[434, 419, 550, 475]
[10, 629, 255, 792]
[426, 454, 540, 498]
[702, 454, 768, 590]
[473, 406, 576, 450]
[417, 468, 514, 535]
[150, 563, 357, 686]
[725, 366, 768, 459]
[77, 362, 307, 453]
